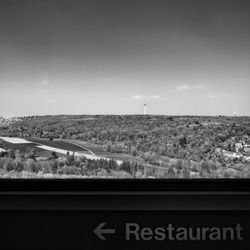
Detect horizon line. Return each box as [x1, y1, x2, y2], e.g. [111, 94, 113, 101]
[1, 114, 249, 119]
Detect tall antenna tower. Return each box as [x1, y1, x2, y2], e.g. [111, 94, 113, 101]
[144, 104, 147, 115]
[234, 104, 237, 117]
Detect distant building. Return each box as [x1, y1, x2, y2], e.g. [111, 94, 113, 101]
[235, 141, 244, 152]
[223, 151, 242, 159]
[144, 104, 147, 115]
[235, 140, 250, 154]
[244, 147, 250, 154]
[243, 143, 250, 155]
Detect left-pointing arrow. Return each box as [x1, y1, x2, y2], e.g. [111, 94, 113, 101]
[93, 222, 116, 240]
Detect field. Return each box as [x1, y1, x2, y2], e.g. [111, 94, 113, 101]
[67, 139, 143, 162]
[28, 138, 88, 152]
[0, 139, 49, 155]
[0, 137, 87, 157]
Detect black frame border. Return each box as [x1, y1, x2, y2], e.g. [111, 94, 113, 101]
[1, 179, 250, 193]
[1, 179, 250, 210]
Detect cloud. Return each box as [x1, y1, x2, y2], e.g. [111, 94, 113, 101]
[39, 80, 49, 87]
[176, 84, 205, 90]
[101, 77, 120, 83]
[132, 95, 161, 100]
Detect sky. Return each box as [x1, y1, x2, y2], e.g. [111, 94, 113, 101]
[0, 0, 249, 117]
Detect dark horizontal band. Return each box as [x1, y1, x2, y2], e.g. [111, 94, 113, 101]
[0, 179, 250, 193]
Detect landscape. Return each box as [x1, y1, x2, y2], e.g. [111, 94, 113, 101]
[0, 115, 249, 178]
[0, 1, 249, 179]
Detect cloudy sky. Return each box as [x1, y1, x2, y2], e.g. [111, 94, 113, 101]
[0, 0, 249, 117]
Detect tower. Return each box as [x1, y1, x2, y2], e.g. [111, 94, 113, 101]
[144, 104, 147, 115]
[234, 104, 237, 117]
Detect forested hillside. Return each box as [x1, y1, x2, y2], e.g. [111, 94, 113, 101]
[0, 115, 250, 178]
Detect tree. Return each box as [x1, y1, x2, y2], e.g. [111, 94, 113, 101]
[13, 159, 23, 172]
[7, 149, 15, 159]
[50, 151, 58, 159]
[200, 160, 210, 175]
[167, 166, 177, 178]
[3, 158, 14, 171]
[131, 146, 137, 156]
[24, 158, 36, 172]
[105, 142, 112, 152]
[179, 135, 187, 147]
[119, 161, 132, 174]
[49, 161, 58, 174]
[27, 148, 37, 160]
[60, 132, 66, 140]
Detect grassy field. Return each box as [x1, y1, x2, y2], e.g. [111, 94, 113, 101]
[68, 140, 137, 158]
[0, 137, 88, 157]
[66, 140, 108, 155]
[0, 139, 43, 153]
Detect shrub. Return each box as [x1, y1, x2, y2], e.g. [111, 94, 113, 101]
[24, 158, 36, 172]
[50, 151, 58, 160]
[4, 158, 14, 171]
[49, 161, 58, 174]
[13, 159, 24, 172]
[167, 166, 177, 178]
[97, 168, 108, 177]
[7, 149, 15, 159]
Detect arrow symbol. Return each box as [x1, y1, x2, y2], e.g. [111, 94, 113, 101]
[93, 222, 116, 240]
